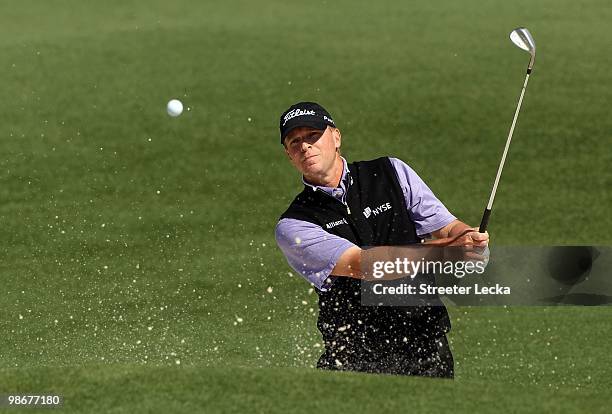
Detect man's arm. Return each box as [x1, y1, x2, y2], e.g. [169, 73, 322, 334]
[331, 246, 441, 279]
[431, 219, 470, 238]
[275, 218, 357, 290]
[332, 221, 490, 279]
[331, 246, 362, 278]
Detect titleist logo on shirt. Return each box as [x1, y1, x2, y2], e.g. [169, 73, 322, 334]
[363, 202, 392, 218]
[325, 218, 348, 229]
[282, 109, 315, 126]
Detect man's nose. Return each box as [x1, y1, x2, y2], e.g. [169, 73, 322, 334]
[300, 141, 312, 152]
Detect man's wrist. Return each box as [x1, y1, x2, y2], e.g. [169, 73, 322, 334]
[448, 222, 472, 237]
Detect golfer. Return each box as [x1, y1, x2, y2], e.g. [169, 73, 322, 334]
[275, 102, 488, 378]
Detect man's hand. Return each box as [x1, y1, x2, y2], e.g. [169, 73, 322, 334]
[444, 228, 489, 265]
[427, 220, 489, 247]
[446, 228, 489, 247]
[425, 224, 490, 265]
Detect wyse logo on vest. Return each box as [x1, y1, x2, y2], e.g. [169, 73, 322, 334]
[363, 202, 392, 219]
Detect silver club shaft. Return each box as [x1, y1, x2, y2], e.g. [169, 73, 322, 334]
[486, 72, 531, 210]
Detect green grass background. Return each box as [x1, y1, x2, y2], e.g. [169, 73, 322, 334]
[1, 0, 611, 412]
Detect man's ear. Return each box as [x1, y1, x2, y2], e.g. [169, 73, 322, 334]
[333, 128, 342, 149]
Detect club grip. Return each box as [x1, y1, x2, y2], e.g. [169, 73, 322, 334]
[479, 208, 491, 233]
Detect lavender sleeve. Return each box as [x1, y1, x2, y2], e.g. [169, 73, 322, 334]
[275, 218, 356, 290]
[389, 157, 456, 236]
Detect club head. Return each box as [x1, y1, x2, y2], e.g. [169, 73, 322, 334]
[510, 27, 536, 71]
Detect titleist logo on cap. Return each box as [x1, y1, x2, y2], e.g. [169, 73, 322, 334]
[279, 102, 336, 144]
[283, 109, 315, 126]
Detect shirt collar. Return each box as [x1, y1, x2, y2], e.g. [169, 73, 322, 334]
[302, 157, 351, 201]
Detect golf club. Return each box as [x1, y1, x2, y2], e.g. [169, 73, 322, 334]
[479, 27, 536, 233]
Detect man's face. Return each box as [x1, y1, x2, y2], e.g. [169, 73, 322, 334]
[283, 126, 341, 179]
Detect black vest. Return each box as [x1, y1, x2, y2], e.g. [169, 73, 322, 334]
[281, 157, 450, 352]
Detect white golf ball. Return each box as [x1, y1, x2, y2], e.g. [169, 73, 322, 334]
[166, 99, 183, 117]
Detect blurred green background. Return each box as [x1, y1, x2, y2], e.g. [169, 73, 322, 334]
[1, 0, 611, 412]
